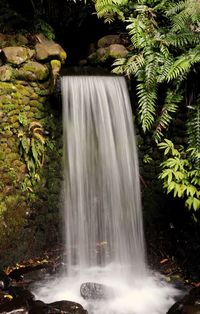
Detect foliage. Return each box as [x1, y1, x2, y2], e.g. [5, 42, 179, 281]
[94, 0, 200, 143]
[158, 139, 200, 214]
[18, 121, 45, 189]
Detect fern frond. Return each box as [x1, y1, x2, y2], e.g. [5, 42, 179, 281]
[137, 81, 158, 132]
[112, 54, 145, 76]
[166, 32, 200, 48]
[187, 98, 200, 153]
[153, 91, 183, 142]
[167, 0, 200, 32]
[95, 0, 128, 22]
[167, 47, 200, 81]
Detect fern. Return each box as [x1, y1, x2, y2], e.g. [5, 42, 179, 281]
[153, 91, 183, 142]
[94, 0, 128, 22]
[187, 98, 200, 154]
[167, 46, 200, 81]
[137, 80, 158, 132]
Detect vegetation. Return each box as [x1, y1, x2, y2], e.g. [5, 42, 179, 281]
[93, 0, 200, 214]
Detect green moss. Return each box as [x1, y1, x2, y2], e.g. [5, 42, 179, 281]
[10, 116, 19, 124]
[7, 152, 20, 161]
[12, 91, 22, 100]
[0, 82, 16, 94]
[0, 150, 5, 160]
[30, 93, 39, 100]
[3, 104, 17, 111]
[8, 109, 20, 116]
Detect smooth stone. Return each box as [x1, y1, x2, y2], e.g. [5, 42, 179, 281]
[80, 282, 114, 300]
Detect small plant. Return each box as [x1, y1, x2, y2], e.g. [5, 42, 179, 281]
[143, 154, 153, 164]
[18, 121, 45, 187]
[158, 139, 200, 213]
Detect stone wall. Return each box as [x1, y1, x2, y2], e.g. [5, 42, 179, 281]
[0, 33, 66, 266]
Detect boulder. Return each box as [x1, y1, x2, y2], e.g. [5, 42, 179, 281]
[16, 61, 49, 81]
[0, 271, 11, 290]
[98, 35, 123, 48]
[108, 44, 128, 58]
[48, 300, 88, 314]
[2, 47, 34, 65]
[35, 36, 67, 63]
[80, 282, 114, 300]
[167, 287, 200, 314]
[0, 65, 13, 81]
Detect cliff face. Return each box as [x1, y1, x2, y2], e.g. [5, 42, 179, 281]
[0, 33, 66, 266]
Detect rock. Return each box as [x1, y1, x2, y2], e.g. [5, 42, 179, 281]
[80, 282, 114, 300]
[16, 61, 49, 81]
[98, 35, 123, 48]
[0, 271, 11, 290]
[167, 287, 200, 314]
[108, 44, 128, 58]
[2, 47, 34, 65]
[0, 65, 13, 82]
[0, 296, 28, 313]
[35, 35, 67, 63]
[29, 300, 87, 314]
[50, 59, 61, 88]
[48, 300, 88, 314]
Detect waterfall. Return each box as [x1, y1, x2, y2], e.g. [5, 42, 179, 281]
[34, 75, 180, 314]
[62, 76, 146, 277]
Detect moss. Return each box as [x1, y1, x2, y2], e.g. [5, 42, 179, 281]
[11, 122, 20, 129]
[24, 105, 31, 111]
[0, 82, 16, 94]
[3, 104, 17, 111]
[12, 91, 22, 100]
[7, 109, 20, 116]
[6, 152, 20, 161]
[3, 130, 13, 137]
[30, 92, 39, 100]
[22, 96, 29, 105]
[10, 116, 19, 124]
[0, 150, 5, 160]
[17, 86, 31, 97]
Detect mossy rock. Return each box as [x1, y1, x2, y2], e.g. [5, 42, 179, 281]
[108, 44, 128, 58]
[98, 35, 123, 48]
[10, 116, 19, 124]
[6, 152, 20, 161]
[2, 47, 34, 65]
[35, 41, 67, 63]
[0, 82, 16, 94]
[16, 61, 49, 81]
[30, 92, 39, 100]
[0, 65, 13, 82]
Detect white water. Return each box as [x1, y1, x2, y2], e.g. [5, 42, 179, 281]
[34, 76, 180, 313]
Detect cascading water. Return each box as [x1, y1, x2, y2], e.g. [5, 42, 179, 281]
[62, 76, 145, 277]
[34, 75, 180, 314]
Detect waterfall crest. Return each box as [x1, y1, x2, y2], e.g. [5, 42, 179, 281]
[62, 76, 146, 276]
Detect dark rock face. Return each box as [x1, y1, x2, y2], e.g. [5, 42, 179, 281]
[167, 287, 200, 314]
[80, 282, 114, 300]
[0, 271, 11, 290]
[0, 285, 87, 314]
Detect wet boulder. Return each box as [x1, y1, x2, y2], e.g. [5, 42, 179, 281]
[167, 286, 200, 314]
[80, 282, 114, 300]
